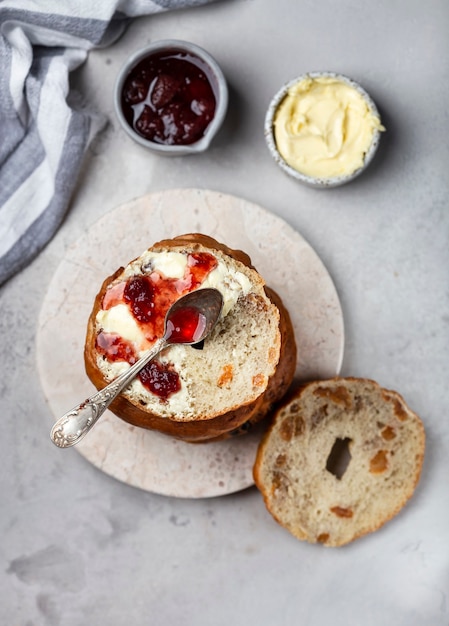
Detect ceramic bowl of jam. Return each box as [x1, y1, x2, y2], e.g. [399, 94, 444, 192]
[114, 40, 228, 155]
[264, 72, 384, 187]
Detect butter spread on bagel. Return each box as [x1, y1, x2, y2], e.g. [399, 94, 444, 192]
[97, 250, 252, 352]
[94, 249, 255, 408]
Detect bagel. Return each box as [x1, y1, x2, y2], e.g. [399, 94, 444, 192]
[84, 233, 297, 442]
[253, 377, 425, 546]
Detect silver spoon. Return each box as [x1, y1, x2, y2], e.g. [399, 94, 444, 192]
[50, 287, 223, 448]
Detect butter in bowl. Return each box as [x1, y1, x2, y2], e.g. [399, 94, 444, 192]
[264, 72, 385, 187]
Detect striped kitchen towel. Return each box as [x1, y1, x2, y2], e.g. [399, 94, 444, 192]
[0, 0, 215, 287]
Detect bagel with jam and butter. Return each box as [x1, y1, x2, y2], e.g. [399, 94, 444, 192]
[84, 234, 297, 442]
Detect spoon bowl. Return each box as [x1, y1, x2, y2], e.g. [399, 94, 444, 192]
[50, 288, 223, 448]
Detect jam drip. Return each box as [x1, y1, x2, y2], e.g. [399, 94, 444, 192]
[121, 50, 217, 146]
[97, 252, 218, 400]
[139, 361, 181, 401]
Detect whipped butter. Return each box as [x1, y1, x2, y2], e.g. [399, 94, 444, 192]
[273, 75, 384, 179]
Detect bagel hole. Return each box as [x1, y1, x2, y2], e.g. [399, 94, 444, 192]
[326, 437, 352, 480]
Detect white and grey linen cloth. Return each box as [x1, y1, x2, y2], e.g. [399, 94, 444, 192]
[0, 0, 215, 286]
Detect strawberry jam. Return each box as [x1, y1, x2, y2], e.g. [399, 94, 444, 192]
[138, 361, 181, 400]
[188, 253, 218, 287]
[165, 306, 207, 344]
[98, 251, 218, 401]
[121, 49, 216, 145]
[123, 276, 157, 324]
[96, 332, 137, 363]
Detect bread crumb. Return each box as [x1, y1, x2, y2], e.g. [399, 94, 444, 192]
[252, 373, 266, 388]
[313, 385, 352, 409]
[217, 364, 233, 388]
[279, 414, 305, 441]
[393, 399, 408, 421]
[381, 425, 396, 441]
[330, 506, 353, 519]
[369, 450, 388, 474]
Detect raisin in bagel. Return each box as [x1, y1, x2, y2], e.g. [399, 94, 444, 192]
[253, 377, 425, 546]
[84, 234, 296, 442]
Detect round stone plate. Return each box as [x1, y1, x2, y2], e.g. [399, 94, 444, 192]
[37, 189, 344, 498]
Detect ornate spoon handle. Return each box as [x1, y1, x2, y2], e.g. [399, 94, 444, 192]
[50, 337, 167, 448]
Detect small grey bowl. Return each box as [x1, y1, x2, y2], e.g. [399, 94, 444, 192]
[264, 72, 383, 188]
[114, 39, 228, 156]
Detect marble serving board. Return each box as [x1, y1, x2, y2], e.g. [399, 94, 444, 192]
[36, 188, 344, 497]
